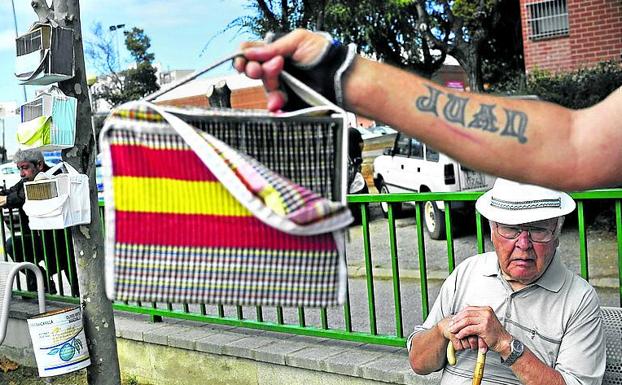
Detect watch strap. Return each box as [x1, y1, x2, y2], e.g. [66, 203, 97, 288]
[501, 338, 524, 366]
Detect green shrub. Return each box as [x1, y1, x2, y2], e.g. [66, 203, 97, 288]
[488, 61, 622, 109]
[527, 61, 622, 108]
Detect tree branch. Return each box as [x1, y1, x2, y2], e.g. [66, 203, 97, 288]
[30, 0, 55, 24]
[281, 0, 289, 30]
[414, 0, 447, 51]
[257, 0, 281, 30]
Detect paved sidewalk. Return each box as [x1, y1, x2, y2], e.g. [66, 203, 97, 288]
[113, 310, 440, 385]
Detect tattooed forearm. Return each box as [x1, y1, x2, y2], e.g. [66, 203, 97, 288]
[415, 86, 528, 143]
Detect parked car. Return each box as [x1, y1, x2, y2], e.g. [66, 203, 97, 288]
[368, 125, 397, 136]
[373, 132, 495, 239]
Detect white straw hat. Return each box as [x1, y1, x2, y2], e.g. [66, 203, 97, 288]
[475, 178, 575, 225]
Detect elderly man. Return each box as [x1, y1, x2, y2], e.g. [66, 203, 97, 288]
[0, 149, 79, 295]
[408, 178, 605, 385]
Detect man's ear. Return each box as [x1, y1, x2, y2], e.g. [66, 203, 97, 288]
[36, 161, 44, 171]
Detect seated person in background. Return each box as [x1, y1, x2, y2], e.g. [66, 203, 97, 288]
[348, 125, 364, 162]
[408, 178, 605, 385]
[0, 149, 79, 295]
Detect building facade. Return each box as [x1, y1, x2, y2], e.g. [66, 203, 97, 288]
[520, 0, 622, 73]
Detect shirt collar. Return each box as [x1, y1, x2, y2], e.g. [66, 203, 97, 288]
[481, 250, 565, 292]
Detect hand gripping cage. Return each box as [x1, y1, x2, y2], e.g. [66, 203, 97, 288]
[100, 101, 352, 307]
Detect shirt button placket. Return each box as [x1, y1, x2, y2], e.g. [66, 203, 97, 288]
[504, 295, 512, 324]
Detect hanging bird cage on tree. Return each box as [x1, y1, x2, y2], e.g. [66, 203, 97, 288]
[15, 22, 74, 85]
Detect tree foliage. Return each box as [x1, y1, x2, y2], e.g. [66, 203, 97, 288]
[225, 1, 522, 89]
[413, 0, 518, 91]
[224, 0, 447, 77]
[480, 0, 524, 93]
[85, 24, 159, 107]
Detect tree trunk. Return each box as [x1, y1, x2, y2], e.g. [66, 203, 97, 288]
[451, 42, 484, 93]
[465, 47, 484, 92]
[50, 1, 122, 384]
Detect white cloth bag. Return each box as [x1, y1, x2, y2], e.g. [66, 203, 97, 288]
[23, 162, 90, 230]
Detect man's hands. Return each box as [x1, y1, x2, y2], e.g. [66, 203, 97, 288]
[441, 306, 513, 359]
[234, 29, 331, 111]
[234, 29, 357, 111]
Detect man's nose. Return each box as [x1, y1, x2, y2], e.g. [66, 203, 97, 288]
[515, 230, 532, 249]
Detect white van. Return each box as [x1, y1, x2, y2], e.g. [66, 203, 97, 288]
[0, 162, 20, 189]
[373, 132, 495, 239]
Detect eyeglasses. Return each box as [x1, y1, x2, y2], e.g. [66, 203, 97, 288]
[494, 221, 558, 243]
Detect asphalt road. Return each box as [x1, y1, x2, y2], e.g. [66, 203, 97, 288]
[344, 203, 620, 281]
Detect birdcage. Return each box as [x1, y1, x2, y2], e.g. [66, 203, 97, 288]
[15, 22, 74, 85]
[23, 162, 90, 230]
[17, 87, 77, 151]
[100, 101, 352, 307]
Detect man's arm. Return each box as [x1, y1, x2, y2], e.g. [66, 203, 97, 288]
[408, 318, 452, 374]
[508, 348, 565, 385]
[237, 29, 622, 190]
[344, 57, 622, 191]
[1, 181, 25, 209]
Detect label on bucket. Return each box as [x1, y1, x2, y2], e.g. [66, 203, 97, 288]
[27, 307, 91, 377]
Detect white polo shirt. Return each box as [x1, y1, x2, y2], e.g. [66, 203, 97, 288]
[409, 251, 605, 385]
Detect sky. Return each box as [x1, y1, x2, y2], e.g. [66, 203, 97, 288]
[0, 0, 255, 154]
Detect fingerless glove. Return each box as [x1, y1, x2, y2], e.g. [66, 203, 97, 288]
[267, 32, 357, 110]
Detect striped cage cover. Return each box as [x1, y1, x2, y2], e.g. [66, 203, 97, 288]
[100, 102, 352, 307]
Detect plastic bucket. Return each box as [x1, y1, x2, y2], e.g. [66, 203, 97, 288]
[27, 307, 91, 377]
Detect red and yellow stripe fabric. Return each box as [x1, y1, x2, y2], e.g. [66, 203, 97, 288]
[104, 106, 343, 307]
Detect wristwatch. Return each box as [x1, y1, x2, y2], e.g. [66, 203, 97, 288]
[501, 338, 524, 366]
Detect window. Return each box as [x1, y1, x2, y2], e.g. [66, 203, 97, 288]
[426, 146, 440, 162]
[395, 134, 411, 156]
[527, 0, 569, 40]
[410, 138, 424, 159]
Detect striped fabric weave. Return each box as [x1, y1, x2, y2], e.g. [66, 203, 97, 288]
[102, 103, 349, 307]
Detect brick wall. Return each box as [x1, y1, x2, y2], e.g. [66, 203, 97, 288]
[156, 87, 268, 109]
[520, 0, 622, 73]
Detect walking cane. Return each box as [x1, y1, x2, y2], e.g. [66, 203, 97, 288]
[447, 341, 487, 385]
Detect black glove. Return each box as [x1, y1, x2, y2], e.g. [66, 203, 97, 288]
[266, 32, 357, 111]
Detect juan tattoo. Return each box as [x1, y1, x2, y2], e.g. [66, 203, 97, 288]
[415, 86, 528, 143]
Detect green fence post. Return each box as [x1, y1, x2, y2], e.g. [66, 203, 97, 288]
[415, 202, 429, 319]
[51, 231, 63, 296]
[445, 202, 455, 273]
[387, 201, 403, 338]
[63, 230, 77, 297]
[362, 201, 377, 335]
[276, 306, 283, 324]
[616, 200, 622, 306]
[577, 201, 589, 281]
[342, 225, 353, 333]
[296, 307, 305, 327]
[476, 211, 485, 254]
[151, 302, 163, 323]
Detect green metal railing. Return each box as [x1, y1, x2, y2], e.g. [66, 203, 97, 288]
[7, 189, 622, 348]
